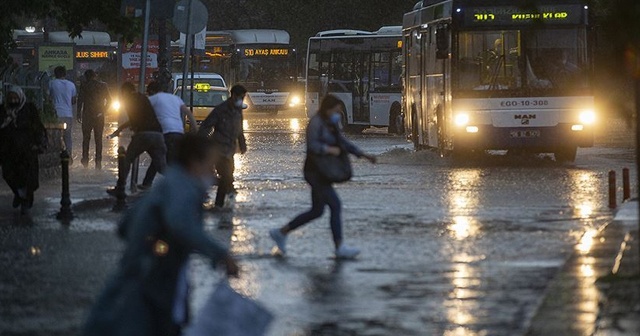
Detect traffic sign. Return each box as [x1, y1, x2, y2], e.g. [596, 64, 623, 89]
[173, 0, 208, 34]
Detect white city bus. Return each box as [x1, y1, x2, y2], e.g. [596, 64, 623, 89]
[403, 0, 595, 161]
[305, 26, 404, 133]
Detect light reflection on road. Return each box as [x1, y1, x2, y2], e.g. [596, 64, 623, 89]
[569, 171, 599, 220]
[444, 169, 485, 332]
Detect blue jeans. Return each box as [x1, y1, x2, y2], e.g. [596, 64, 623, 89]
[287, 172, 343, 246]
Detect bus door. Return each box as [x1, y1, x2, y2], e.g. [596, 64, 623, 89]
[328, 50, 354, 123]
[426, 26, 445, 148]
[352, 52, 370, 124]
[406, 30, 424, 146]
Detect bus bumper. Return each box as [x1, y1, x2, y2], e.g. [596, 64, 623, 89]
[454, 124, 594, 151]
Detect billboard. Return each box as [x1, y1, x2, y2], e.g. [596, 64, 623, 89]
[121, 38, 159, 85]
[38, 45, 74, 72]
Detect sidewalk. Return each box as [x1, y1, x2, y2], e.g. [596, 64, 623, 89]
[527, 201, 640, 336]
[0, 160, 145, 222]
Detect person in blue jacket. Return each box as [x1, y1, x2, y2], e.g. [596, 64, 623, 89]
[270, 94, 376, 259]
[82, 134, 239, 336]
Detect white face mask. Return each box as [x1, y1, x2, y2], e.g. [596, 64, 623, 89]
[234, 98, 244, 108]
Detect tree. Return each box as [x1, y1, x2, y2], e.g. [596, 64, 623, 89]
[0, 0, 138, 58]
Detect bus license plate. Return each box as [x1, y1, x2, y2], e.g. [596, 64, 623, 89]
[510, 130, 540, 138]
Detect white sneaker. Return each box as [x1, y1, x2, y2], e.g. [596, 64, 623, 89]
[269, 229, 287, 254]
[336, 244, 360, 259]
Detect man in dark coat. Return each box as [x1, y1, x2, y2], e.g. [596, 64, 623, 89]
[197, 85, 248, 209]
[78, 69, 111, 169]
[107, 82, 167, 195]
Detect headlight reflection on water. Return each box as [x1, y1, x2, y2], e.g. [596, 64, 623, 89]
[444, 169, 483, 331]
[449, 216, 479, 241]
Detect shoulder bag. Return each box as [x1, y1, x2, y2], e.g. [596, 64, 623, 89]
[309, 129, 352, 183]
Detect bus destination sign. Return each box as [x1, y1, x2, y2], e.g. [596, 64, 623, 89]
[463, 4, 585, 26]
[76, 51, 111, 59]
[243, 48, 290, 57]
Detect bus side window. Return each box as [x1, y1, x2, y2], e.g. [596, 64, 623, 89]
[436, 26, 450, 59]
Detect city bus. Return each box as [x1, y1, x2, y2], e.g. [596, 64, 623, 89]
[305, 26, 404, 133]
[403, 0, 595, 162]
[10, 30, 117, 86]
[172, 29, 302, 113]
[48, 31, 118, 86]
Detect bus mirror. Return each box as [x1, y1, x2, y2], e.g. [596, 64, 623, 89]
[436, 27, 449, 59]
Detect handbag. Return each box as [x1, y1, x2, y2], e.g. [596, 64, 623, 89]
[186, 281, 274, 336]
[310, 150, 352, 183]
[309, 126, 353, 183]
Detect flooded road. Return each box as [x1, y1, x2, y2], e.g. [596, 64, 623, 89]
[190, 111, 634, 335]
[0, 110, 635, 335]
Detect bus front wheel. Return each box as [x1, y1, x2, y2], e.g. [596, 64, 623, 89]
[554, 146, 577, 163]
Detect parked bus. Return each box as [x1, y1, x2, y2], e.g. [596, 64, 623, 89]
[48, 31, 118, 86]
[305, 26, 403, 133]
[172, 29, 302, 113]
[10, 30, 117, 86]
[403, 0, 594, 162]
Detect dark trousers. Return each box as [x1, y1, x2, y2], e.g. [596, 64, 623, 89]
[1, 151, 39, 207]
[142, 132, 183, 186]
[117, 132, 167, 189]
[287, 173, 343, 245]
[81, 116, 105, 164]
[213, 153, 234, 207]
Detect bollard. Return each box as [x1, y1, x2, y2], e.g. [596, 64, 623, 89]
[112, 146, 127, 211]
[608, 170, 617, 209]
[56, 150, 74, 221]
[622, 168, 630, 202]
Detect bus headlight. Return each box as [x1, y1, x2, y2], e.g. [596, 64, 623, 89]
[289, 95, 301, 107]
[111, 99, 121, 112]
[579, 110, 595, 124]
[466, 126, 479, 133]
[454, 113, 470, 126]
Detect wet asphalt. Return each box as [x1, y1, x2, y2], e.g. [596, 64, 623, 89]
[0, 110, 636, 335]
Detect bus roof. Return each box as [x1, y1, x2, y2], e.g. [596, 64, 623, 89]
[315, 29, 373, 37]
[225, 30, 290, 45]
[313, 26, 401, 38]
[412, 0, 587, 8]
[48, 31, 112, 46]
[374, 26, 403, 35]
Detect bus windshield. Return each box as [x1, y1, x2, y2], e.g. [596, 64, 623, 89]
[455, 28, 589, 96]
[237, 57, 294, 83]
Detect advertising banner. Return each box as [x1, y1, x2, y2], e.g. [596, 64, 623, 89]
[38, 45, 74, 72]
[121, 38, 159, 85]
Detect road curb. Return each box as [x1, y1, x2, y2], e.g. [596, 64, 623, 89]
[524, 218, 635, 335]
